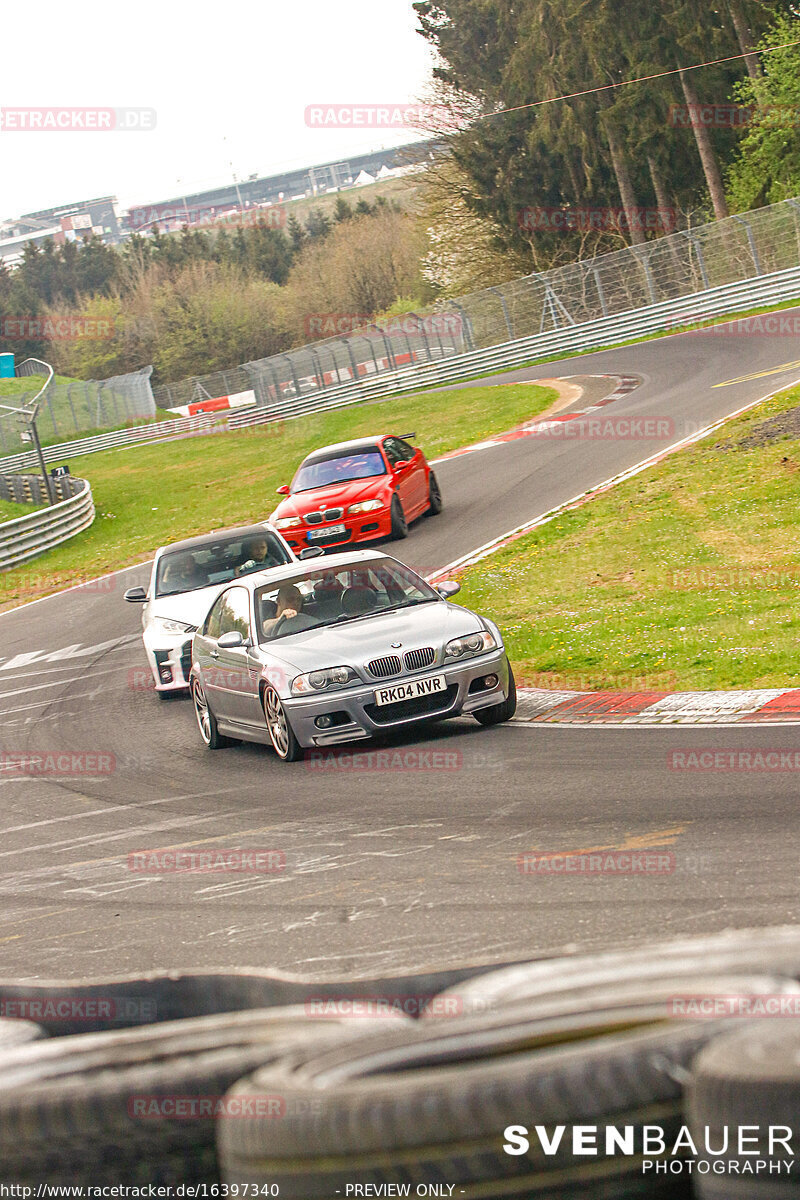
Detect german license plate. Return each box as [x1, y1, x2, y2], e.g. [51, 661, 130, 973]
[308, 524, 346, 540]
[374, 674, 446, 706]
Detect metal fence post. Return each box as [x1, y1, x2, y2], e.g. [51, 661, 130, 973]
[732, 214, 763, 276]
[450, 302, 475, 352]
[489, 287, 514, 340]
[685, 232, 710, 290]
[593, 267, 609, 317]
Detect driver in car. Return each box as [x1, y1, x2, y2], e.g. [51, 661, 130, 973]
[235, 536, 273, 577]
[262, 584, 304, 636]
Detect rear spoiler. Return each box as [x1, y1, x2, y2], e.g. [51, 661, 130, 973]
[397, 431, 416, 441]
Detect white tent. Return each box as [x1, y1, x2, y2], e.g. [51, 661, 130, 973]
[354, 170, 376, 187]
[376, 165, 395, 179]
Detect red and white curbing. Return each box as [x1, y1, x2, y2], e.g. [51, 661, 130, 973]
[429, 372, 800, 727]
[167, 389, 257, 418]
[434, 374, 641, 462]
[514, 686, 800, 726]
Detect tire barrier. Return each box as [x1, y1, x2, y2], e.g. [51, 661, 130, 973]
[687, 1023, 800, 1199]
[3, 931, 800, 1192]
[425, 926, 800, 1017]
[217, 974, 800, 1199]
[0, 1019, 46, 1050]
[0, 955, 535, 1037]
[0, 1008, 407, 1186]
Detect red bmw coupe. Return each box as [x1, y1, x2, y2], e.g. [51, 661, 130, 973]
[270, 433, 443, 552]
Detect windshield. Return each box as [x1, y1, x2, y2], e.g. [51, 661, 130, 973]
[291, 448, 387, 492]
[155, 532, 292, 597]
[254, 558, 439, 642]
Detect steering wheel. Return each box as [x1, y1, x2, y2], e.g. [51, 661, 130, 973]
[273, 612, 320, 635]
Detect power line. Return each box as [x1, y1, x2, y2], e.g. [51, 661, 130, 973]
[483, 37, 800, 120]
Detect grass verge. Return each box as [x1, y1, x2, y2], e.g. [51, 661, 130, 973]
[0, 498, 44, 522]
[457, 382, 800, 692]
[0, 381, 556, 610]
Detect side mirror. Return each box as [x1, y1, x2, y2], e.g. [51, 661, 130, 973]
[393, 461, 407, 473]
[435, 580, 461, 599]
[276, 484, 290, 495]
[299, 546, 324, 559]
[124, 586, 147, 603]
[218, 630, 250, 650]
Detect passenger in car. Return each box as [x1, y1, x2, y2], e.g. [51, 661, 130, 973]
[164, 553, 205, 591]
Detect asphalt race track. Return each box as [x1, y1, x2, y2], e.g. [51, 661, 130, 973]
[2, 319, 800, 980]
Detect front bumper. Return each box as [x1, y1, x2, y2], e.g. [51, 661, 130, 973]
[283, 509, 393, 553]
[142, 632, 194, 693]
[283, 648, 509, 748]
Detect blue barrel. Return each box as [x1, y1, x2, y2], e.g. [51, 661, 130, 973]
[0, 353, 14, 379]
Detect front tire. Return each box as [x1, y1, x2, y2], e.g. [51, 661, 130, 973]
[192, 677, 231, 749]
[474, 661, 517, 726]
[263, 686, 303, 762]
[390, 495, 409, 540]
[426, 471, 443, 515]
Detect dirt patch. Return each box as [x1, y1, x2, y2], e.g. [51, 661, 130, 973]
[716, 405, 800, 451]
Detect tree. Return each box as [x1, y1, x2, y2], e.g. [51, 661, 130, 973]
[286, 208, 427, 336]
[727, 13, 800, 209]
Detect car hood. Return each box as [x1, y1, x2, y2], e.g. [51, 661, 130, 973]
[272, 477, 387, 518]
[148, 584, 230, 629]
[260, 603, 486, 673]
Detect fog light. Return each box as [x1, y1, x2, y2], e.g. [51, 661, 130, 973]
[485, 674, 498, 688]
[315, 715, 333, 729]
[158, 665, 173, 684]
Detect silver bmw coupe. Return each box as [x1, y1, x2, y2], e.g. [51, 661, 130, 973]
[189, 549, 516, 762]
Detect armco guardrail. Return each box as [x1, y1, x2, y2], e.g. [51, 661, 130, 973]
[229, 265, 800, 426]
[2, 261, 800, 473]
[0, 366, 156, 456]
[166, 193, 800, 412]
[0, 473, 95, 571]
[0, 412, 229, 474]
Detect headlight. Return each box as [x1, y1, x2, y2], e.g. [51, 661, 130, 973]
[274, 516, 303, 530]
[291, 666, 358, 695]
[444, 631, 497, 661]
[347, 499, 385, 514]
[152, 616, 196, 635]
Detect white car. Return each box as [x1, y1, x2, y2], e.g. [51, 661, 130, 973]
[124, 523, 321, 695]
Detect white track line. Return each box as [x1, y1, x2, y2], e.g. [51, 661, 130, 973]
[430, 376, 800, 579]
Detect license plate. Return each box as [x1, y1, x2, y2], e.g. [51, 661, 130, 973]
[374, 674, 446, 706]
[308, 524, 346, 540]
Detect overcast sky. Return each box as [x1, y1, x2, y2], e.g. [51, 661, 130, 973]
[0, 0, 437, 217]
